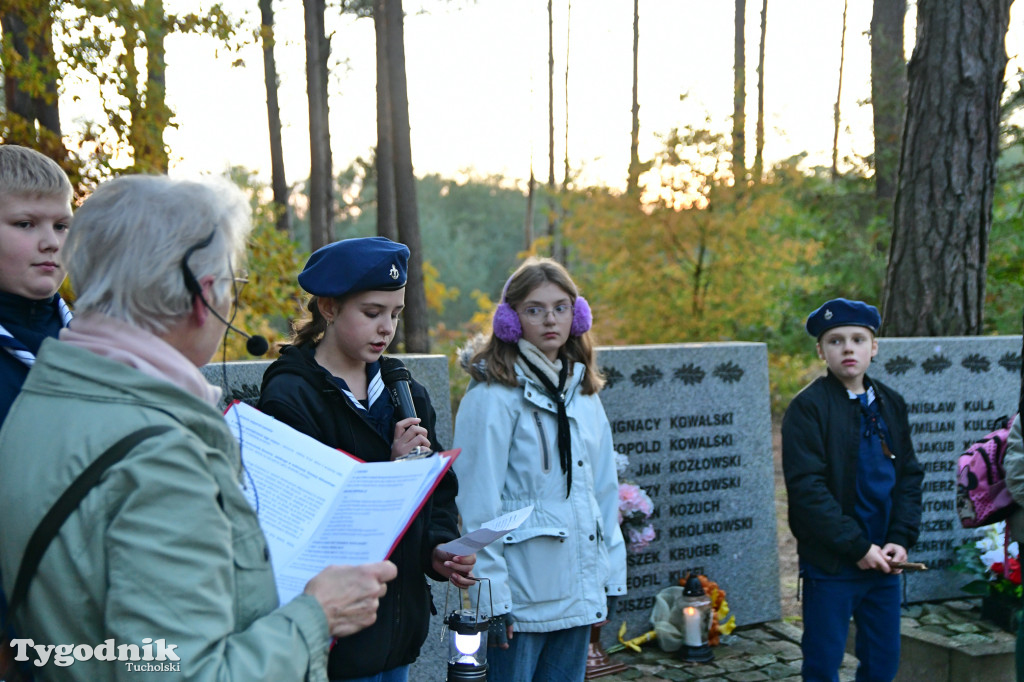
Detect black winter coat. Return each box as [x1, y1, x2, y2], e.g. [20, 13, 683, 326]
[257, 343, 460, 679]
[781, 370, 923, 574]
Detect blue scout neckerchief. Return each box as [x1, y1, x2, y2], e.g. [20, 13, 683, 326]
[329, 360, 395, 444]
[0, 295, 73, 367]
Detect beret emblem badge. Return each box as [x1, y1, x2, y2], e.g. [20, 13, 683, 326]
[389, 264, 399, 280]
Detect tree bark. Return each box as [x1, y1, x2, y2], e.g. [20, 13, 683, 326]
[546, 0, 557, 259]
[881, 0, 1013, 336]
[753, 0, 767, 182]
[260, 0, 292, 233]
[139, 0, 169, 173]
[1, 6, 62, 154]
[831, 0, 848, 181]
[385, 0, 429, 352]
[304, 0, 333, 251]
[870, 0, 907, 201]
[627, 0, 641, 196]
[524, 167, 536, 249]
[373, 0, 398, 242]
[732, 0, 746, 183]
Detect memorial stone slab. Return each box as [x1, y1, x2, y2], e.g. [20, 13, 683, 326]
[594, 343, 780, 644]
[872, 336, 1023, 603]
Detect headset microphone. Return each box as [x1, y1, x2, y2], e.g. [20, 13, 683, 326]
[180, 233, 269, 357]
[204, 304, 269, 356]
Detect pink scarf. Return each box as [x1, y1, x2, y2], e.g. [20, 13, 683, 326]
[60, 314, 222, 406]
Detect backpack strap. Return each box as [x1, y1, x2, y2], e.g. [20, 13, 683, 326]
[5, 424, 174, 618]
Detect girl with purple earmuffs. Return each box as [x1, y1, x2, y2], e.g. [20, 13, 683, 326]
[452, 257, 626, 682]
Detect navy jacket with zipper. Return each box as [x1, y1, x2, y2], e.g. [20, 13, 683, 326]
[257, 343, 459, 679]
[781, 370, 924, 574]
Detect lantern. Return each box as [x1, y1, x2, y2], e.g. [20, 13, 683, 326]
[443, 578, 493, 681]
[679, 574, 714, 663]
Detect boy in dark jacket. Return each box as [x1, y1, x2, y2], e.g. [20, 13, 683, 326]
[782, 298, 923, 682]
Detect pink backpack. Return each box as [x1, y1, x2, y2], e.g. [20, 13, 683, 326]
[957, 414, 1019, 528]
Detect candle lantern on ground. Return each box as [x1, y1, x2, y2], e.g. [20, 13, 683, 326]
[443, 578, 493, 681]
[679, 574, 714, 662]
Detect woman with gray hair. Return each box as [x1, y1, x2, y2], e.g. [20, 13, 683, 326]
[0, 175, 396, 681]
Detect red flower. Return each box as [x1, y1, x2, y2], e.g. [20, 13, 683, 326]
[991, 562, 1005, 577]
[1008, 558, 1021, 585]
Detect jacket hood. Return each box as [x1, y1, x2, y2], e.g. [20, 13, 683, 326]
[457, 333, 490, 377]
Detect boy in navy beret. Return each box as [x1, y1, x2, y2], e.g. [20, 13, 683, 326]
[782, 298, 923, 682]
[258, 236, 476, 682]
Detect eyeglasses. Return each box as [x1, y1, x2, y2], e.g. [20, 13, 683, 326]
[519, 304, 572, 323]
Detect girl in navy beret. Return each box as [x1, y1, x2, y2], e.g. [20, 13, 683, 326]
[452, 257, 627, 682]
[258, 237, 475, 682]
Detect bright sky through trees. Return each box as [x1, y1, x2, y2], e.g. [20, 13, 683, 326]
[60, 0, 1023, 190]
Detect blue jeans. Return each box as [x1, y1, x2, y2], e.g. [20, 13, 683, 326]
[339, 665, 409, 682]
[487, 625, 590, 682]
[801, 571, 901, 682]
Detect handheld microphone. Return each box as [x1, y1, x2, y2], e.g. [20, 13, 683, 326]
[380, 356, 417, 420]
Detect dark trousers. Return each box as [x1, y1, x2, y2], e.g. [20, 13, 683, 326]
[801, 572, 901, 682]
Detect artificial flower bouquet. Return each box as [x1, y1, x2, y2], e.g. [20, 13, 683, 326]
[952, 521, 1022, 600]
[618, 481, 656, 553]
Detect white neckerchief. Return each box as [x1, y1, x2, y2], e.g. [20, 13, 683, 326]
[0, 296, 73, 367]
[340, 367, 386, 412]
[847, 385, 876, 405]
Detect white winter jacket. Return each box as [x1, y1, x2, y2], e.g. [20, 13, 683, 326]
[452, 362, 627, 633]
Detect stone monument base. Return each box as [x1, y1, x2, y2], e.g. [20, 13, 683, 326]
[846, 600, 1015, 682]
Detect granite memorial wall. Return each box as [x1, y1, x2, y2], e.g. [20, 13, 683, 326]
[593, 343, 780, 641]
[873, 336, 1023, 602]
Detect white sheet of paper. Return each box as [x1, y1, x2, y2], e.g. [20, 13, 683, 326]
[436, 505, 534, 556]
[224, 402, 456, 604]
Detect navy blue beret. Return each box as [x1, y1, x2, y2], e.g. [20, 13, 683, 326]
[805, 298, 881, 338]
[298, 237, 409, 297]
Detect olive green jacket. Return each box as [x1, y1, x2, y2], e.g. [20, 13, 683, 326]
[1004, 416, 1024, 544]
[0, 339, 328, 681]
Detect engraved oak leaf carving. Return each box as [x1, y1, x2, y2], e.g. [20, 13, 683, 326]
[960, 353, 990, 374]
[921, 355, 952, 375]
[712, 361, 744, 384]
[883, 355, 915, 376]
[631, 365, 663, 388]
[673, 363, 706, 385]
[602, 366, 624, 389]
[998, 352, 1022, 374]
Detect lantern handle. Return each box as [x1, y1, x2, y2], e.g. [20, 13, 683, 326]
[440, 576, 494, 641]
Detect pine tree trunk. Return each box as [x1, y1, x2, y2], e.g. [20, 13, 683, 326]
[304, 0, 333, 251]
[260, 0, 292, 233]
[547, 0, 557, 259]
[627, 0, 641, 196]
[140, 0, 169, 173]
[1, 7, 62, 157]
[385, 0, 429, 353]
[374, 0, 398, 242]
[732, 0, 746, 183]
[870, 0, 907, 202]
[832, 0, 848, 181]
[524, 167, 536, 250]
[753, 0, 767, 183]
[881, 0, 1013, 336]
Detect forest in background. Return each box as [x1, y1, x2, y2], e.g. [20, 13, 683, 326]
[2, 0, 1023, 414]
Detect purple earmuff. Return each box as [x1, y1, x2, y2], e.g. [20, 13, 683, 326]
[570, 296, 592, 336]
[491, 276, 593, 343]
[492, 301, 523, 343]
